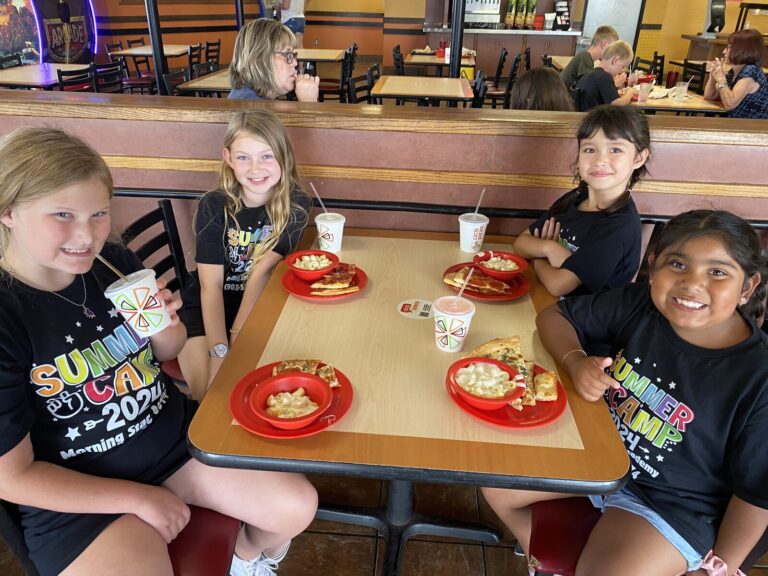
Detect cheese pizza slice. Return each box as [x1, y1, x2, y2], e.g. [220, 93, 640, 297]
[316, 363, 340, 388]
[470, 337, 526, 375]
[443, 266, 510, 295]
[533, 370, 558, 402]
[521, 360, 536, 406]
[272, 359, 321, 377]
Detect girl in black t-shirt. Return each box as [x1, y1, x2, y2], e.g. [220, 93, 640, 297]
[483, 210, 768, 575]
[512, 105, 650, 297]
[177, 109, 310, 400]
[0, 127, 317, 576]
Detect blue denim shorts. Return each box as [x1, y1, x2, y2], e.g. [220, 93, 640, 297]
[284, 17, 305, 34]
[589, 486, 703, 572]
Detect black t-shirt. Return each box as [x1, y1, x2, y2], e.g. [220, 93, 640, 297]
[575, 68, 619, 112]
[0, 244, 190, 479]
[192, 190, 310, 325]
[528, 188, 641, 297]
[560, 283, 768, 554]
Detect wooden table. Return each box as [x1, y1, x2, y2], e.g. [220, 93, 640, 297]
[296, 48, 345, 63]
[628, 89, 726, 115]
[551, 55, 572, 71]
[177, 68, 230, 95]
[110, 44, 190, 58]
[0, 63, 90, 89]
[668, 59, 768, 75]
[189, 229, 630, 575]
[404, 53, 476, 77]
[372, 75, 473, 104]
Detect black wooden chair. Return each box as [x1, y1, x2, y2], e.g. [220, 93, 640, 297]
[126, 37, 157, 84]
[162, 68, 191, 96]
[106, 41, 155, 94]
[92, 61, 125, 94]
[682, 59, 707, 95]
[633, 51, 665, 86]
[486, 46, 508, 89]
[187, 43, 202, 73]
[392, 44, 405, 76]
[318, 43, 357, 103]
[486, 53, 520, 109]
[524, 46, 531, 72]
[541, 54, 553, 68]
[347, 63, 380, 104]
[204, 39, 221, 66]
[465, 69, 488, 108]
[0, 52, 22, 70]
[57, 66, 95, 92]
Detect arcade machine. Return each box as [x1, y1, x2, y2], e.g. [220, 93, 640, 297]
[0, 0, 95, 64]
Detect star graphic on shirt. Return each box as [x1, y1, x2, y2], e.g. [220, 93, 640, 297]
[644, 454, 649, 460]
[65, 335, 74, 344]
[656, 377, 661, 382]
[634, 357, 641, 364]
[75, 321, 81, 327]
[83, 407, 90, 412]
[96, 325, 104, 332]
[65, 427, 81, 441]
[669, 381, 677, 389]
[656, 455, 664, 462]
[653, 362, 657, 368]
[109, 307, 119, 318]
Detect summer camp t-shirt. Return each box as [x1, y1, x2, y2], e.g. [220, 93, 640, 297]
[575, 67, 619, 112]
[0, 244, 190, 481]
[560, 283, 768, 555]
[193, 190, 310, 321]
[528, 188, 641, 296]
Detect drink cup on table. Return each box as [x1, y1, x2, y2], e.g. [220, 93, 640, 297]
[315, 212, 345, 253]
[637, 82, 653, 103]
[458, 213, 489, 253]
[433, 295, 476, 352]
[104, 269, 171, 337]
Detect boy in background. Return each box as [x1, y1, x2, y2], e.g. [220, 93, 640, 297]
[561, 25, 619, 88]
[574, 40, 635, 111]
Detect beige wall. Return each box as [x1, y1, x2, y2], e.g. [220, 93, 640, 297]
[308, 0, 383, 12]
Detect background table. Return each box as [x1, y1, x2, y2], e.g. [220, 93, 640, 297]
[371, 75, 473, 104]
[110, 44, 190, 58]
[628, 89, 726, 115]
[404, 53, 476, 77]
[551, 55, 572, 71]
[0, 63, 89, 89]
[189, 229, 630, 574]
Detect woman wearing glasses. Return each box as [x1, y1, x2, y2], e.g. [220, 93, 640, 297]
[229, 18, 319, 102]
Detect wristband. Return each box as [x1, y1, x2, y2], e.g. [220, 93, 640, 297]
[560, 348, 587, 367]
[716, 80, 727, 91]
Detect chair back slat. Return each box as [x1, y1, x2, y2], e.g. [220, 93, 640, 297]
[57, 67, 95, 92]
[204, 39, 221, 65]
[0, 52, 23, 69]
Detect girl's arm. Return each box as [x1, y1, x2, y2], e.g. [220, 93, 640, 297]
[197, 263, 227, 382]
[536, 303, 618, 401]
[711, 495, 768, 574]
[512, 219, 571, 264]
[533, 259, 581, 297]
[229, 251, 283, 340]
[147, 279, 187, 361]
[0, 435, 190, 543]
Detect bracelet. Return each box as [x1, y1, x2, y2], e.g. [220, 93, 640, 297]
[716, 80, 728, 91]
[229, 328, 240, 334]
[560, 348, 587, 367]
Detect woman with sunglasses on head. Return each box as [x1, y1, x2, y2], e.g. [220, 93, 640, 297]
[229, 18, 319, 102]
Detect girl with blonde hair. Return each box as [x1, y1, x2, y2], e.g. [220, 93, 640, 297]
[177, 109, 310, 398]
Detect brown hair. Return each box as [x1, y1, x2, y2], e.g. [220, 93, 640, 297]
[229, 18, 296, 98]
[508, 67, 574, 111]
[727, 28, 764, 66]
[0, 127, 113, 258]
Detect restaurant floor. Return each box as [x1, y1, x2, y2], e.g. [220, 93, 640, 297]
[3, 474, 767, 575]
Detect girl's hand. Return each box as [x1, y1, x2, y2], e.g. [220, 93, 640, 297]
[295, 73, 319, 102]
[135, 485, 190, 543]
[533, 217, 560, 242]
[155, 278, 182, 327]
[569, 356, 619, 402]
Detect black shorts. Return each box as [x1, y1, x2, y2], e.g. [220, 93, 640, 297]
[23, 401, 196, 575]
[177, 271, 239, 338]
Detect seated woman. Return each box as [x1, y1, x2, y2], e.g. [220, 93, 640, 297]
[704, 28, 768, 119]
[508, 67, 574, 111]
[229, 17, 319, 102]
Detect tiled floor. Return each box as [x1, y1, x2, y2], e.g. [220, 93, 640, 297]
[2, 475, 767, 575]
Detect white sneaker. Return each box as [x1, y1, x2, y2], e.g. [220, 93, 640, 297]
[229, 542, 290, 576]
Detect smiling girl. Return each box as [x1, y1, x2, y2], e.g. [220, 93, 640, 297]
[512, 105, 650, 297]
[484, 210, 768, 576]
[177, 109, 310, 399]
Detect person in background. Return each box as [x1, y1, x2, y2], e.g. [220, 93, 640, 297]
[0, 127, 318, 576]
[229, 18, 319, 102]
[177, 109, 310, 400]
[574, 40, 634, 112]
[704, 28, 768, 119]
[512, 105, 649, 298]
[508, 67, 575, 111]
[281, 0, 306, 49]
[560, 25, 619, 89]
[485, 209, 768, 576]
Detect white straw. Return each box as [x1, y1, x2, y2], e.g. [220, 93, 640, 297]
[310, 182, 328, 213]
[457, 267, 474, 299]
[474, 188, 486, 215]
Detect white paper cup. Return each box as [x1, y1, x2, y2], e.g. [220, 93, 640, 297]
[444, 47, 450, 63]
[637, 82, 653, 103]
[458, 213, 489, 253]
[433, 295, 476, 352]
[315, 212, 345, 253]
[104, 269, 171, 337]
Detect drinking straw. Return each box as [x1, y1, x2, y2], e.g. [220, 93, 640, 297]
[310, 182, 328, 214]
[96, 254, 128, 280]
[474, 188, 486, 215]
[457, 267, 474, 300]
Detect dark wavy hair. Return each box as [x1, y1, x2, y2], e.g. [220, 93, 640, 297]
[727, 28, 764, 66]
[555, 105, 651, 216]
[649, 210, 767, 323]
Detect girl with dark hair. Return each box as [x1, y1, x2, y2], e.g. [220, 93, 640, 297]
[704, 28, 768, 119]
[508, 67, 574, 111]
[484, 209, 768, 576]
[512, 105, 650, 297]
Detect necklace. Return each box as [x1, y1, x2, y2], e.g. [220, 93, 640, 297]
[49, 274, 96, 319]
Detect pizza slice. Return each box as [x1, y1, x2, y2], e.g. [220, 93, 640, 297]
[533, 370, 558, 402]
[310, 264, 357, 290]
[443, 266, 510, 295]
[310, 286, 360, 297]
[470, 337, 526, 375]
[521, 360, 536, 406]
[272, 359, 321, 377]
[316, 363, 340, 388]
